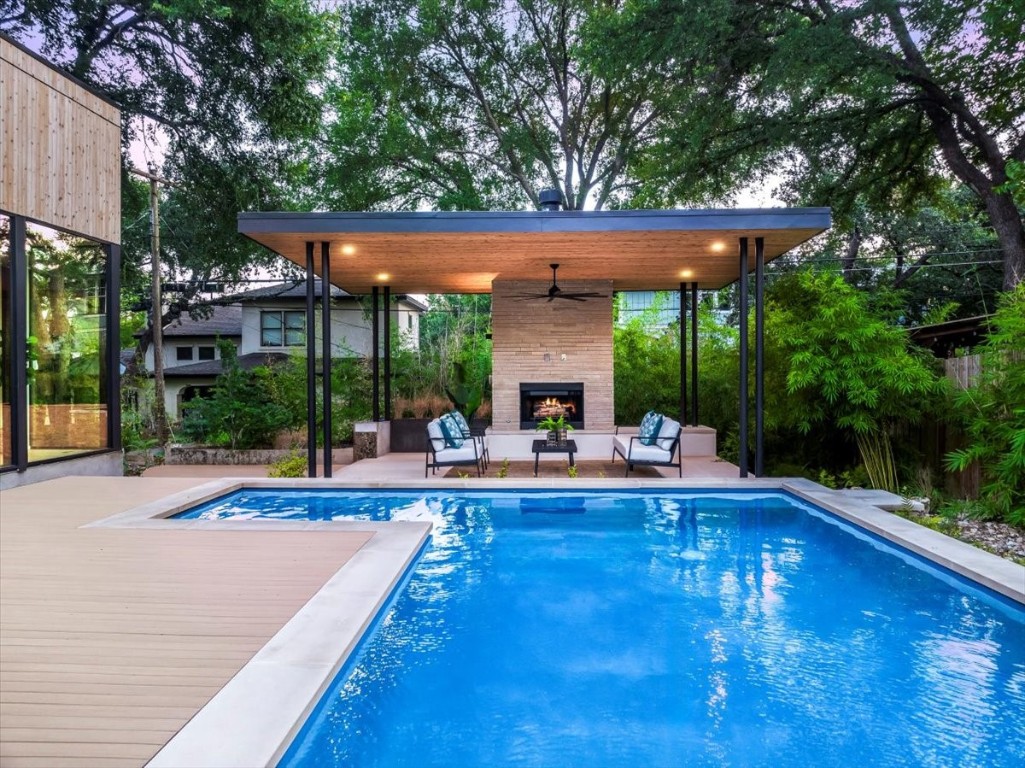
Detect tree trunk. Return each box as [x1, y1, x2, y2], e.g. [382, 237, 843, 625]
[842, 226, 861, 284]
[984, 192, 1025, 290]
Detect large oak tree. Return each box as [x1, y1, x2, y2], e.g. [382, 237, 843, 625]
[323, 0, 678, 211]
[1, 0, 331, 297]
[595, 0, 1025, 288]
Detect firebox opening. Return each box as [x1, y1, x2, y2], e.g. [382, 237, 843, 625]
[520, 383, 584, 430]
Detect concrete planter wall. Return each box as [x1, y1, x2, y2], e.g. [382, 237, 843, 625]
[165, 445, 347, 465]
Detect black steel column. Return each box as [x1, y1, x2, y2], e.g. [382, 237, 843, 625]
[679, 282, 687, 423]
[321, 242, 333, 478]
[755, 237, 765, 477]
[738, 237, 749, 477]
[305, 242, 317, 477]
[383, 286, 391, 421]
[11, 216, 28, 471]
[690, 282, 699, 427]
[105, 243, 122, 452]
[371, 286, 380, 421]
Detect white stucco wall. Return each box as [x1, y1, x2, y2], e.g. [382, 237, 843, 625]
[238, 300, 419, 357]
[164, 377, 217, 421]
[144, 336, 237, 372]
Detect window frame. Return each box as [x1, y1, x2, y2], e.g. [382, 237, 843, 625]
[260, 310, 306, 348]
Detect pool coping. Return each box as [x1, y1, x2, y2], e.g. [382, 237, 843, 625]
[85, 477, 1024, 768]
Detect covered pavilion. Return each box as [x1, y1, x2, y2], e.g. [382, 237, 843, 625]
[238, 206, 831, 478]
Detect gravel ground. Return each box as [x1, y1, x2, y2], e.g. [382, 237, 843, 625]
[899, 508, 1025, 564]
[952, 518, 1025, 563]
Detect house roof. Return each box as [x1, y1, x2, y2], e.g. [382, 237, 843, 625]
[226, 280, 350, 302]
[160, 305, 243, 337]
[161, 352, 290, 379]
[909, 315, 991, 357]
[238, 208, 831, 293]
[225, 279, 427, 310]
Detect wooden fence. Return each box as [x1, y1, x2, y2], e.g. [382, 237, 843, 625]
[942, 354, 981, 499]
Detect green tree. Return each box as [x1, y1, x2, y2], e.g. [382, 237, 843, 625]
[945, 285, 1025, 525]
[324, 0, 675, 211]
[767, 271, 944, 491]
[594, 0, 1025, 288]
[768, 185, 1004, 324]
[2, 2, 333, 351]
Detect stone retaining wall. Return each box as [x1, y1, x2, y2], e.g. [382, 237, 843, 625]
[165, 445, 348, 465]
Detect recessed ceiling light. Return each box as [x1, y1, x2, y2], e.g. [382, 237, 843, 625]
[341, 244, 356, 256]
[680, 269, 694, 278]
[376, 273, 390, 282]
[710, 241, 726, 252]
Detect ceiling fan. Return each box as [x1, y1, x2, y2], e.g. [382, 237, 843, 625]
[511, 263, 608, 302]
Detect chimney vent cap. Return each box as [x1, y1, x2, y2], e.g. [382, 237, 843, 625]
[538, 188, 563, 211]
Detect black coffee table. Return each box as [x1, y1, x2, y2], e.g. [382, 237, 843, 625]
[531, 439, 578, 477]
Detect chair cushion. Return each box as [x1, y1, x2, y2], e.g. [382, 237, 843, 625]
[624, 442, 673, 463]
[656, 418, 681, 451]
[435, 444, 478, 463]
[426, 419, 447, 451]
[438, 413, 465, 448]
[639, 411, 663, 446]
[612, 435, 631, 457]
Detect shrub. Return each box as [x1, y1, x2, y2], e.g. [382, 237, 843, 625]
[945, 285, 1025, 526]
[180, 340, 289, 449]
[268, 451, 308, 478]
[614, 295, 682, 423]
[769, 271, 944, 491]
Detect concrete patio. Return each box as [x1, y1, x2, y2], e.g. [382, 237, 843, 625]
[143, 451, 742, 481]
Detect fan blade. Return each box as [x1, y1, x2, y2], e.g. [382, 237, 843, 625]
[560, 292, 608, 299]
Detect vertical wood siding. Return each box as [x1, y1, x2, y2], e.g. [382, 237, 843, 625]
[0, 38, 121, 244]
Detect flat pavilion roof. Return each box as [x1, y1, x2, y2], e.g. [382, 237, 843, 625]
[238, 208, 831, 293]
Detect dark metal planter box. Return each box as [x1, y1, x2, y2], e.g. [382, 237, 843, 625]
[390, 418, 431, 453]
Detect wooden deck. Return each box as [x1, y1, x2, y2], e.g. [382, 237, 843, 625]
[0, 476, 374, 768]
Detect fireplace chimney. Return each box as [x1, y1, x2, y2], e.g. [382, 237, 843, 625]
[539, 188, 563, 211]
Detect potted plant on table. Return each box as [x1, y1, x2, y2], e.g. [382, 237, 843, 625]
[536, 414, 574, 446]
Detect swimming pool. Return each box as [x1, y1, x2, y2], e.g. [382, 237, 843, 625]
[180, 489, 1025, 767]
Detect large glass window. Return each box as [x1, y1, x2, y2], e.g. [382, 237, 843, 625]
[26, 222, 108, 461]
[0, 214, 11, 468]
[261, 310, 305, 347]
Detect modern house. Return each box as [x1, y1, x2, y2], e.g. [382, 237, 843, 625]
[140, 280, 425, 420]
[0, 35, 122, 489]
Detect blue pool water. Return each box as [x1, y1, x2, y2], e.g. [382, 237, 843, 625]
[180, 490, 1025, 767]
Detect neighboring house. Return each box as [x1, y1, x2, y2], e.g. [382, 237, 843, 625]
[140, 280, 426, 420]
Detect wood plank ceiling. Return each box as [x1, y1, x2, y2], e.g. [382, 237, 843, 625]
[239, 209, 830, 293]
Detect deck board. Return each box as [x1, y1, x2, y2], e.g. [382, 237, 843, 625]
[0, 476, 374, 767]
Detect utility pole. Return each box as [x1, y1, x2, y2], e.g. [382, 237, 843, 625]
[130, 165, 172, 444]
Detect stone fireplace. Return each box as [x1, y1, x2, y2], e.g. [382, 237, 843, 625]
[519, 383, 584, 429]
[491, 279, 614, 431]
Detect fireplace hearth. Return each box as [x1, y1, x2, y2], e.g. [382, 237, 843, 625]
[520, 383, 584, 429]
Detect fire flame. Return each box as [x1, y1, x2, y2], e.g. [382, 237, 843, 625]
[533, 397, 576, 419]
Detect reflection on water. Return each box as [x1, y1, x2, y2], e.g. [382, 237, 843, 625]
[180, 490, 1025, 768]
